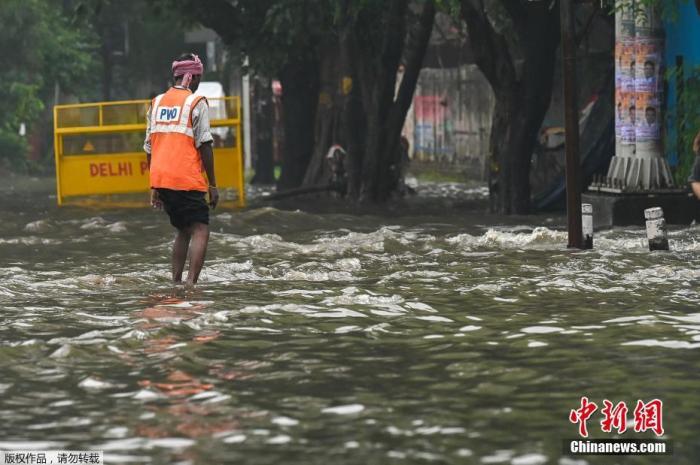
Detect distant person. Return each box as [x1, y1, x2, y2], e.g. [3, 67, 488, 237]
[388, 136, 412, 197]
[398, 135, 411, 194]
[629, 105, 636, 126]
[144, 53, 218, 286]
[689, 129, 700, 199]
[323, 144, 347, 198]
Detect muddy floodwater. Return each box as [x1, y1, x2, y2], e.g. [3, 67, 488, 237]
[1, 177, 699, 465]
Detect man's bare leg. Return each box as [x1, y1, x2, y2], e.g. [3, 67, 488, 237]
[691, 181, 700, 200]
[172, 228, 191, 283]
[185, 222, 210, 285]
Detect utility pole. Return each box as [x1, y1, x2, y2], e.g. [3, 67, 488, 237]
[560, 0, 583, 249]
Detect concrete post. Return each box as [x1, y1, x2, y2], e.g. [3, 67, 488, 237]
[644, 207, 670, 251]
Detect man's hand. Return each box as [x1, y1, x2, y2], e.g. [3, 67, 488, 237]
[693, 130, 700, 156]
[208, 186, 219, 209]
[150, 189, 162, 210]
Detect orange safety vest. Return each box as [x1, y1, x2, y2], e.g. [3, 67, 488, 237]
[149, 87, 209, 192]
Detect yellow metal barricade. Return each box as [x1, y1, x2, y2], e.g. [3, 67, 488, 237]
[53, 97, 245, 207]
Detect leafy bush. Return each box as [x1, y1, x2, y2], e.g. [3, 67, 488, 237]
[668, 65, 700, 185]
[0, 0, 97, 171]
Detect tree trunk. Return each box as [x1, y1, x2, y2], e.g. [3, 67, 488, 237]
[251, 77, 275, 185]
[490, 61, 557, 214]
[292, 0, 434, 202]
[303, 8, 367, 197]
[360, 0, 408, 202]
[302, 42, 342, 187]
[98, 22, 113, 101]
[338, 25, 366, 199]
[378, 0, 435, 200]
[490, 87, 532, 214]
[277, 59, 319, 190]
[462, 0, 560, 214]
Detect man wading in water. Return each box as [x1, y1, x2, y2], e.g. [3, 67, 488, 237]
[690, 130, 700, 200]
[144, 53, 219, 285]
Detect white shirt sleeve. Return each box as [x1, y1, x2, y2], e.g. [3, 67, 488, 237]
[143, 105, 152, 154]
[191, 99, 214, 148]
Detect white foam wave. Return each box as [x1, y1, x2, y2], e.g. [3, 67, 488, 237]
[448, 227, 567, 250]
[78, 217, 127, 233]
[0, 236, 62, 245]
[622, 339, 700, 349]
[78, 376, 115, 391]
[521, 326, 565, 334]
[24, 219, 53, 233]
[218, 227, 436, 257]
[322, 404, 364, 415]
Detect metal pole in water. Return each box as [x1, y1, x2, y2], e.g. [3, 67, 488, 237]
[582, 203, 593, 249]
[561, 0, 583, 249]
[242, 56, 252, 172]
[644, 207, 669, 251]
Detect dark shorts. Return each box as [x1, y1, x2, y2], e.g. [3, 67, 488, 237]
[156, 188, 209, 230]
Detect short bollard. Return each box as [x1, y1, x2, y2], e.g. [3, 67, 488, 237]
[582, 203, 593, 249]
[644, 207, 669, 251]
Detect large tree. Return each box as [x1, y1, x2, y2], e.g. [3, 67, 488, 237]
[460, 0, 561, 214]
[302, 0, 436, 201]
[74, 0, 191, 101]
[174, 0, 435, 201]
[176, 0, 326, 190]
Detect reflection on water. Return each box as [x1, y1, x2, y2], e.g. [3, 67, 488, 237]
[1, 178, 700, 464]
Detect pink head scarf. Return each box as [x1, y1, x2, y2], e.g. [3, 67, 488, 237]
[172, 54, 204, 89]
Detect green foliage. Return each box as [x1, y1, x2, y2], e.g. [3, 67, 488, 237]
[166, 0, 331, 75]
[611, 0, 691, 21]
[435, 0, 462, 18]
[0, 0, 98, 171]
[251, 0, 334, 74]
[167, 0, 405, 77]
[667, 65, 700, 185]
[74, 0, 191, 99]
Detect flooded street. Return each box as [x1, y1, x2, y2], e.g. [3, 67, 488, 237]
[1, 177, 700, 465]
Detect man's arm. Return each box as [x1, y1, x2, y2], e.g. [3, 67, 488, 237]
[192, 99, 217, 208]
[144, 104, 152, 161]
[143, 104, 161, 209]
[199, 141, 218, 208]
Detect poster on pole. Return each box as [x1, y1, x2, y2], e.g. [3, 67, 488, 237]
[635, 38, 663, 93]
[618, 40, 636, 92]
[620, 92, 637, 145]
[635, 93, 660, 142]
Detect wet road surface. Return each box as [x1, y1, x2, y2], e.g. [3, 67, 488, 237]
[1, 177, 699, 464]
